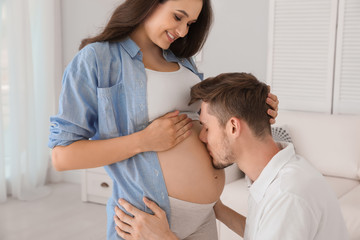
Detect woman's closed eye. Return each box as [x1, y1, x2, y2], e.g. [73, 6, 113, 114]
[174, 14, 193, 27]
[174, 14, 181, 21]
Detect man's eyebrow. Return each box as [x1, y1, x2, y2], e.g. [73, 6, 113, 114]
[176, 9, 189, 17]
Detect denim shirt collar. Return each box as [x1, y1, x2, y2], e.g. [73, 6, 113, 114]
[120, 37, 141, 59]
[120, 37, 203, 80]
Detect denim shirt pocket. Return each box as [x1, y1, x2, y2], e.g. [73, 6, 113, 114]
[97, 83, 124, 139]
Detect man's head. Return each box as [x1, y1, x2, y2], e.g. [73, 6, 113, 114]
[189, 72, 271, 169]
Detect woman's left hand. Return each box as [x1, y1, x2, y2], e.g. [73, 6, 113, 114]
[266, 92, 279, 124]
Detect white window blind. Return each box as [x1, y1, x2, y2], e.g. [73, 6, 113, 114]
[267, 0, 339, 113]
[333, 0, 360, 114]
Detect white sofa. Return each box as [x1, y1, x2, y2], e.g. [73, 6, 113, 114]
[218, 110, 360, 240]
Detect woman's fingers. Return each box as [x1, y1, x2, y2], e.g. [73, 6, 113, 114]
[174, 117, 192, 133]
[143, 197, 165, 217]
[267, 108, 278, 119]
[171, 113, 188, 124]
[266, 92, 279, 125]
[267, 93, 279, 111]
[144, 110, 194, 152]
[162, 112, 192, 137]
[162, 110, 180, 119]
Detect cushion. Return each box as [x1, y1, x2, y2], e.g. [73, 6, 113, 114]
[339, 185, 360, 240]
[220, 178, 249, 216]
[275, 111, 360, 180]
[324, 175, 359, 198]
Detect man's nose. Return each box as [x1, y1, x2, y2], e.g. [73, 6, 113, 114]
[199, 128, 207, 143]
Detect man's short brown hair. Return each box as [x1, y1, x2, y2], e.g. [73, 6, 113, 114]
[189, 72, 271, 138]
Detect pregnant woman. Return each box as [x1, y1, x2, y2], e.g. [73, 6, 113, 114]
[48, 0, 279, 239]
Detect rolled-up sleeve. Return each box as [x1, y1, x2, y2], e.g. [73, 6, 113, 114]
[48, 45, 99, 148]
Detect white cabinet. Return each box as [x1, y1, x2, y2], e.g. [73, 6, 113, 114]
[267, 0, 360, 114]
[82, 167, 112, 205]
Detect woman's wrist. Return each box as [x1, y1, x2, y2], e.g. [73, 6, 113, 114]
[134, 128, 154, 153]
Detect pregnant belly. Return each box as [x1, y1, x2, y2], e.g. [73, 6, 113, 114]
[158, 121, 225, 204]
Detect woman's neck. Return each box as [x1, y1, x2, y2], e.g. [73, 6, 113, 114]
[130, 25, 179, 72]
[130, 25, 163, 59]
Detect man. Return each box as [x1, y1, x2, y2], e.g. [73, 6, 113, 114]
[113, 73, 349, 240]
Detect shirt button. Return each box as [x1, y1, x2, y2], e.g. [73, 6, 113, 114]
[161, 192, 165, 199]
[154, 169, 159, 176]
[140, 104, 144, 111]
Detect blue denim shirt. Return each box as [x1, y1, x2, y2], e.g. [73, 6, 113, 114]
[48, 37, 203, 240]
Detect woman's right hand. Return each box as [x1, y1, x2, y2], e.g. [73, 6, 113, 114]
[140, 111, 193, 152]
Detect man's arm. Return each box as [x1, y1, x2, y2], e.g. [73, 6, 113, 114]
[214, 200, 246, 238]
[114, 197, 179, 240]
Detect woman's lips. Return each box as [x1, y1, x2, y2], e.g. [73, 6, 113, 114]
[166, 31, 175, 43]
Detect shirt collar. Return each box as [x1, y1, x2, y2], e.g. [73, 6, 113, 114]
[120, 38, 180, 61]
[119, 37, 202, 79]
[249, 142, 296, 203]
[163, 49, 178, 62]
[120, 37, 142, 59]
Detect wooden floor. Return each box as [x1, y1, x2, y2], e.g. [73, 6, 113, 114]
[0, 183, 107, 240]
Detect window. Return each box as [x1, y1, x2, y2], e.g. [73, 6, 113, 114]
[267, 0, 360, 114]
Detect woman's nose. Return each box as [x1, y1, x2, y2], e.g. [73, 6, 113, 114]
[176, 23, 188, 38]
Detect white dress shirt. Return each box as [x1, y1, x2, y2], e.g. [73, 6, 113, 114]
[244, 142, 349, 240]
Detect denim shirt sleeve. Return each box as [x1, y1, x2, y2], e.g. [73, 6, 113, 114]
[48, 45, 99, 148]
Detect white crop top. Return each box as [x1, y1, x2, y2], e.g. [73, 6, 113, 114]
[146, 64, 201, 122]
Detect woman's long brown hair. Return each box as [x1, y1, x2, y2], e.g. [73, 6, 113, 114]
[79, 0, 212, 58]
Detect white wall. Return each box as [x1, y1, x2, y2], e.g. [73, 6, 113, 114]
[60, 0, 269, 79]
[198, 0, 269, 81]
[61, 0, 123, 69]
[58, 0, 269, 183]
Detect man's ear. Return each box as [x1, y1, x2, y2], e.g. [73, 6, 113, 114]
[226, 117, 241, 137]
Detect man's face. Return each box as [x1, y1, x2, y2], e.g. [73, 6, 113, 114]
[199, 102, 235, 169]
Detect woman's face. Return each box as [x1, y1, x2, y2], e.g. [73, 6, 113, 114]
[143, 0, 203, 50]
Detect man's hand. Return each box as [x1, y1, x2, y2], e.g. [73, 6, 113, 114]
[114, 197, 179, 240]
